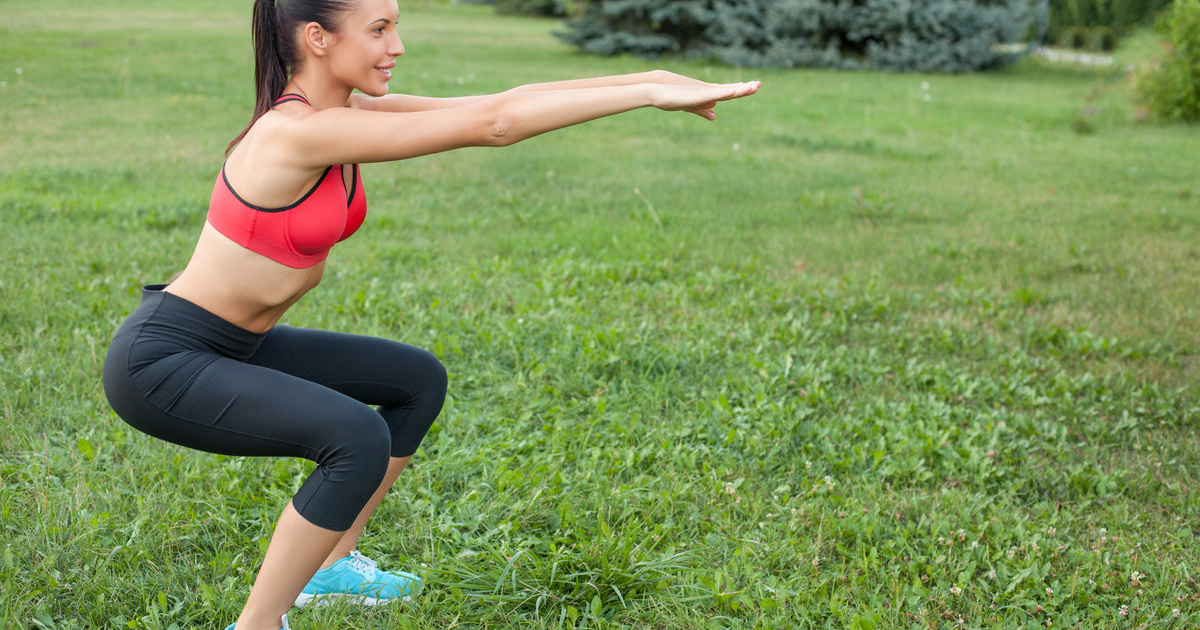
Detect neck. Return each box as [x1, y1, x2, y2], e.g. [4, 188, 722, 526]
[285, 75, 352, 110]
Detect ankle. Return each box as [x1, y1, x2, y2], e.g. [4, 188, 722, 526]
[319, 549, 353, 571]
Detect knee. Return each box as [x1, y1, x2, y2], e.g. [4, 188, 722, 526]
[404, 346, 448, 406]
[423, 350, 448, 401]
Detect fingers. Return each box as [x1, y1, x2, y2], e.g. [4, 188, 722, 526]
[656, 80, 758, 118]
[700, 81, 758, 120]
[722, 81, 760, 100]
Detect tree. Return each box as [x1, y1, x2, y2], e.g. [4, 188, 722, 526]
[557, 0, 1048, 72]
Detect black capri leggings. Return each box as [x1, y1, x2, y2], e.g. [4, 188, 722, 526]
[102, 285, 447, 531]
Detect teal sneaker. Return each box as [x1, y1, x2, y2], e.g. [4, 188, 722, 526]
[224, 614, 290, 630]
[294, 550, 421, 607]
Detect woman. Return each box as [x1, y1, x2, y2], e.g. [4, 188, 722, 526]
[101, 0, 758, 628]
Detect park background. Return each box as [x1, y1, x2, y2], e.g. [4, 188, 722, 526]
[1, 0, 1197, 627]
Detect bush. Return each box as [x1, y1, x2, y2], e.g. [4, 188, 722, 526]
[1137, 0, 1200, 122]
[1059, 26, 1117, 51]
[1060, 25, 1090, 49]
[1048, 0, 1172, 45]
[495, 0, 579, 17]
[556, 0, 1047, 72]
[1091, 26, 1117, 51]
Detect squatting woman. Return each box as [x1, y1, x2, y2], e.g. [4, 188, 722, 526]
[101, 0, 758, 628]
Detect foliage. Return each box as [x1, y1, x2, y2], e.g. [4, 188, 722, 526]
[495, 0, 577, 17]
[556, 0, 1047, 72]
[1136, 0, 1200, 121]
[1048, 0, 1172, 47]
[466, 0, 585, 17]
[3, 1, 1200, 628]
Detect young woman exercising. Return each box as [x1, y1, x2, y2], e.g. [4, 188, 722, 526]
[101, 0, 758, 628]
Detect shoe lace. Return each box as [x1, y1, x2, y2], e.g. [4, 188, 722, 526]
[345, 550, 379, 580]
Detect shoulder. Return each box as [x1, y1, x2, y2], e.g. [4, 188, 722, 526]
[227, 107, 336, 187]
[239, 105, 330, 165]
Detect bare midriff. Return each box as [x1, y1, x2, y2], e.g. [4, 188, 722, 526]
[164, 221, 325, 333]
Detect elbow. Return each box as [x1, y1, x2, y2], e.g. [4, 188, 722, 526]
[484, 112, 519, 147]
[479, 93, 526, 147]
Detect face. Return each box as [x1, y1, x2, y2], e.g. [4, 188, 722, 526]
[323, 0, 404, 97]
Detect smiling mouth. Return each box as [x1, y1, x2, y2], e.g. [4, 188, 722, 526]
[375, 67, 393, 79]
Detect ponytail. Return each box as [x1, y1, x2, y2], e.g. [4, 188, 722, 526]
[226, 0, 352, 154]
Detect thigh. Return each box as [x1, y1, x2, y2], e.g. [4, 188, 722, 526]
[130, 351, 388, 461]
[247, 325, 445, 409]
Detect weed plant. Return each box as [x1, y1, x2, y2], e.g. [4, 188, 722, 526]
[1135, 0, 1200, 122]
[1, 1, 1198, 628]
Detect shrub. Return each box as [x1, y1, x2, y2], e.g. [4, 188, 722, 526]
[1059, 26, 1117, 51]
[495, 0, 579, 17]
[1137, 0, 1200, 122]
[1060, 25, 1090, 49]
[556, 0, 1047, 72]
[1048, 0, 1172, 46]
[1091, 26, 1117, 52]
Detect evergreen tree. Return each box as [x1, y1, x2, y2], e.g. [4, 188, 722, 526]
[557, 0, 1048, 72]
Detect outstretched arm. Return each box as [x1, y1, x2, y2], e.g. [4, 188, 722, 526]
[350, 70, 722, 113]
[506, 69, 720, 93]
[283, 79, 760, 168]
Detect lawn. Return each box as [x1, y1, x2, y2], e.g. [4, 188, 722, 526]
[1, 1, 1198, 628]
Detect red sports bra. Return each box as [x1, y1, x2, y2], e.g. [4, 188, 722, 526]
[206, 94, 367, 269]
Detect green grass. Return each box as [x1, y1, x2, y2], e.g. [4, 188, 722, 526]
[2, 1, 1198, 628]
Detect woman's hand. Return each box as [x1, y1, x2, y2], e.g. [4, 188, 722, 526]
[649, 81, 761, 120]
[646, 69, 720, 89]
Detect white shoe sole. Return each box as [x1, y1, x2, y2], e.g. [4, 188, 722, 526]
[293, 592, 413, 608]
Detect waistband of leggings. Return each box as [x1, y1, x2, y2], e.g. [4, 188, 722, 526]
[135, 284, 268, 359]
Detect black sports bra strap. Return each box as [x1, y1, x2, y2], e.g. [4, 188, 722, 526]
[274, 93, 310, 106]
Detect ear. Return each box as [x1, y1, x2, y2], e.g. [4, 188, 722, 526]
[300, 21, 333, 57]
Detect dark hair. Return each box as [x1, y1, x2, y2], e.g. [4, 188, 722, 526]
[227, 0, 354, 153]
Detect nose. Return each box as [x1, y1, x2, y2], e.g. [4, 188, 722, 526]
[389, 31, 405, 57]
